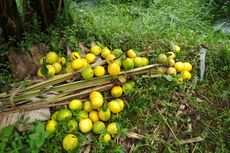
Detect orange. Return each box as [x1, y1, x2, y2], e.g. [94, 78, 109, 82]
[89, 111, 99, 122]
[107, 122, 118, 135]
[111, 86, 123, 98]
[174, 62, 185, 72]
[79, 119, 92, 133]
[108, 62, 120, 75]
[108, 100, 122, 113]
[62, 134, 78, 151]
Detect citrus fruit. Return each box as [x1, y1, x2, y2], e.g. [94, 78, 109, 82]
[89, 91, 103, 101]
[157, 53, 168, 64]
[70, 52, 81, 60]
[105, 54, 116, 64]
[40, 57, 46, 65]
[83, 101, 92, 112]
[82, 67, 94, 80]
[100, 133, 111, 143]
[58, 57, 67, 65]
[122, 82, 134, 93]
[51, 111, 59, 120]
[79, 118, 93, 133]
[82, 58, 89, 67]
[167, 52, 176, 59]
[65, 64, 74, 73]
[168, 59, 175, 67]
[112, 49, 123, 57]
[107, 122, 118, 135]
[71, 59, 83, 70]
[92, 121, 106, 134]
[62, 134, 78, 151]
[167, 67, 177, 76]
[46, 119, 58, 133]
[108, 100, 122, 113]
[85, 53, 96, 64]
[111, 86, 123, 98]
[122, 58, 134, 70]
[57, 109, 72, 121]
[46, 65, 56, 77]
[133, 57, 142, 68]
[182, 71, 192, 80]
[116, 99, 125, 111]
[174, 62, 185, 72]
[141, 57, 149, 66]
[46, 52, 58, 64]
[67, 120, 78, 133]
[183, 62, 192, 72]
[89, 111, 99, 122]
[37, 68, 45, 77]
[91, 96, 104, 109]
[91, 45, 101, 55]
[114, 59, 122, 67]
[52, 62, 62, 74]
[93, 66, 105, 77]
[108, 62, 120, 75]
[76, 110, 88, 121]
[98, 108, 111, 121]
[127, 49, 137, 58]
[174, 45, 180, 53]
[101, 47, 111, 58]
[69, 99, 83, 111]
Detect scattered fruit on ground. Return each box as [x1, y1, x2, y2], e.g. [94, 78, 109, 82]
[157, 53, 168, 64]
[100, 133, 111, 143]
[127, 49, 137, 58]
[133, 57, 142, 68]
[108, 62, 120, 75]
[67, 120, 78, 133]
[98, 108, 111, 121]
[92, 121, 106, 134]
[57, 109, 72, 121]
[174, 62, 185, 72]
[46, 52, 58, 64]
[107, 122, 118, 135]
[93, 65, 105, 77]
[79, 118, 93, 133]
[122, 82, 134, 93]
[89, 91, 103, 101]
[167, 67, 177, 75]
[69, 99, 83, 111]
[76, 110, 88, 121]
[62, 134, 78, 151]
[85, 53, 96, 64]
[167, 52, 176, 59]
[91, 45, 101, 55]
[116, 99, 125, 111]
[90, 96, 104, 109]
[58, 57, 67, 65]
[112, 49, 123, 57]
[105, 54, 116, 64]
[182, 70, 192, 80]
[174, 45, 180, 53]
[89, 111, 99, 122]
[111, 86, 123, 98]
[183, 62, 192, 72]
[141, 57, 149, 66]
[46, 65, 56, 77]
[101, 47, 111, 58]
[70, 52, 81, 60]
[82, 67, 94, 80]
[72, 59, 83, 70]
[108, 100, 122, 113]
[52, 62, 62, 74]
[122, 58, 134, 70]
[83, 101, 92, 112]
[168, 59, 175, 67]
[46, 120, 58, 133]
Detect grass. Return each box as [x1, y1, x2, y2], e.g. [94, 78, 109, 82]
[1, 0, 230, 152]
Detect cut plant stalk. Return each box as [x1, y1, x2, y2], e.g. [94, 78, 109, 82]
[0, 64, 161, 110]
